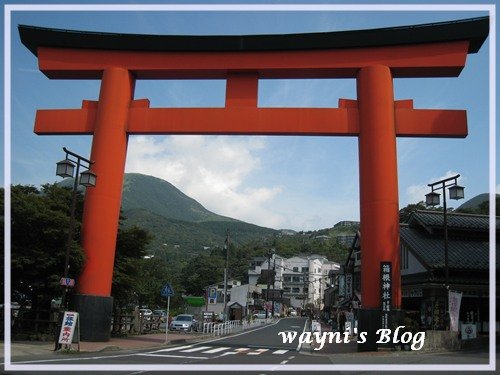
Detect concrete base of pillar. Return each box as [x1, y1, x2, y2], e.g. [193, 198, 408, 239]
[357, 308, 380, 352]
[357, 308, 405, 351]
[73, 294, 113, 342]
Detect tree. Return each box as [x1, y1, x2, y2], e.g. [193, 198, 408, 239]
[180, 251, 225, 295]
[399, 201, 438, 223]
[112, 225, 153, 309]
[10, 184, 86, 310]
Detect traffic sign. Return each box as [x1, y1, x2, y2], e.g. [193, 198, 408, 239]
[60, 278, 75, 287]
[161, 283, 174, 297]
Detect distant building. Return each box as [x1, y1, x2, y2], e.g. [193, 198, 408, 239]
[248, 253, 339, 310]
[334, 221, 360, 229]
[204, 279, 242, 318]
[336, 234, 357, 246]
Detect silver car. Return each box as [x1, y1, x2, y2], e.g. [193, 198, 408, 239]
[169, 314, 198, 332]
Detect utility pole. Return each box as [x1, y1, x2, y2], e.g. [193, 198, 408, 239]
[271, 254, 276, 317]
[223, 229, 230, 323]
[266, 249, 273, 320]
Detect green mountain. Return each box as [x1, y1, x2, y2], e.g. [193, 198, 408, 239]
[122, 173, 235, 223]
[120, 173, 277, 253]
[457, 193, 498, 210]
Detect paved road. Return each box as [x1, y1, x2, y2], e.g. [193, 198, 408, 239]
[205, 316, 308, 350]
[3, 317, 495, 374]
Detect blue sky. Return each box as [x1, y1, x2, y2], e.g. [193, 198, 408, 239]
[4, 2, 495, 231]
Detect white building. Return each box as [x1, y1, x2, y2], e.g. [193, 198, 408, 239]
[248, 253, 340, 310]
[204, 279, 241, 318]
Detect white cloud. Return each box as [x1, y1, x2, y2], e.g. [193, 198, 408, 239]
[496, 184, 500, 194]
[405, 171, 464, 206]
[125, 135, 284, 228]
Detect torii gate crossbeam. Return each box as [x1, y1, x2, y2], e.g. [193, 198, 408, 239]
[19, 16, 489, 347]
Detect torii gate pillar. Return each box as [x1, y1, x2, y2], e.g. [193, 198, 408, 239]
[73, 68, 134, 339]
[357, 65, 401, 349]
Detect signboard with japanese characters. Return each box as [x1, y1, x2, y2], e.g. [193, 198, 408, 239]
[345, 274, 353, 299]
[380, 262, 392, 330]
[338, 275, 345, 297]
[58, 311, 79, 345]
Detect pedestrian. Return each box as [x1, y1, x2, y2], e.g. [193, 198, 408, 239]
[338, 309, 346, 333]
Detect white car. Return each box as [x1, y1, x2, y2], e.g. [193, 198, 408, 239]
[253, 312, 270, 319]
[169, 314, 198, 332]
[140, 308, 153, 320]
[289, 310, 297, 316]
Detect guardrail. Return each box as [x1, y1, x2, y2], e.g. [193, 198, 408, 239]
[205, 320, 241, 336]
[202, 317, 276, 336]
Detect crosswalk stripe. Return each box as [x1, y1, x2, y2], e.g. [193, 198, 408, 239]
[247, 348, 269, 355]
[154, 345, 193, 352]
[180, 346, 212, 353]
[202, 347, 231, 354]
[149, 346, 290, 356]
[235, 348, 250, 353]
[272, 349, 289, 355]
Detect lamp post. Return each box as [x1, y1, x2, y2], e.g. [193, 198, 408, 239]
[425, 174, 464, 328]
[54, 147, 96, 349]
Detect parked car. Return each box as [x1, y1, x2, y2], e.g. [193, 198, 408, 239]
[289, 309, 297, 317]
[152, 309, 168, 322]
[169, 314, 198, 332]
[140, 308, 153, 320]
[253, 311, 269, 319]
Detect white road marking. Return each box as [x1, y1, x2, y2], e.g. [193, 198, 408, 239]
[138, 353, 208, 360]
[235, 348, 250, 353]
[281, 355, 295, 364]
[272, 349, 289, 354]
[247, 348, 269, 355]
[218, 351, 237, 357]
[179, 346, 212, 353]
[153, 345, 193, 352]
[202, 347, 231, 353]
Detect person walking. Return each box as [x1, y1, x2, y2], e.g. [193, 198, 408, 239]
[338, 309, 346, 333]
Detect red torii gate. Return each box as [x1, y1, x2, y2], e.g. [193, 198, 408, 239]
[19, 17, 488, 345]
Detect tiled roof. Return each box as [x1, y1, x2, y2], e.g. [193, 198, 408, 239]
[408, 210, 496, 232]
[400, 226, 495, 270]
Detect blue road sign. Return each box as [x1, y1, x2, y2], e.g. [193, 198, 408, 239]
[161, 283, 174, 298]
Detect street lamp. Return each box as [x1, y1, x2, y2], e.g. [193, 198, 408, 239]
[425, 174, 464, 328]
[56, 147, 96, 311]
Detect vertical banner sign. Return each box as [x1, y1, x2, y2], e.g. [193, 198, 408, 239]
[339, 275, 346, 297]
[58, 311, 79, 345]
[380, 262, 392, 330]
[345, 274, 353, 299]
[448, 290, 463, 332]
